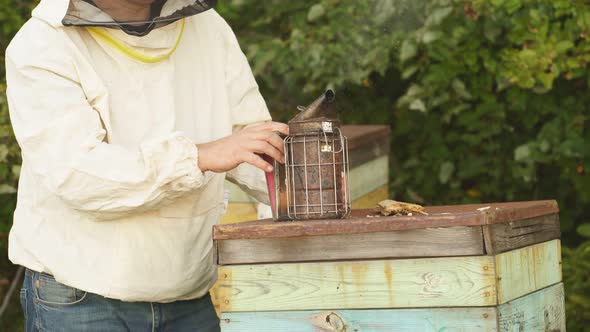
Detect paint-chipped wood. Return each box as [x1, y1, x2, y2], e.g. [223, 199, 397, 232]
[219, 285, 566, 332]
[428, 200, 559, 225]
[483, 214, 560, 254]
[495, 240, 562, 304]
[218, 256, 497, 312]
[220, 307, 498, 331]
[214, 209, 484, 241]
[213, 201, 558, 241]
[498, 283, 566, 332]
[217, 226, 484, 265]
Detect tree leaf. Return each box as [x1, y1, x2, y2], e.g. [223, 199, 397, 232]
[556, 40, 574, 54]
[409, 99, 427, 112]
[307, 4, 326, 22]
[452, 79, 472, 100]
[400, 39, 417, 62]
[577, 224, 590, 238]
[514, 145, 531, 162]
[0, 184, 16, 195]
[0, 144, 8, 161]
[427, 7, 453, 26]
[402, 65, 418, 79]
[423, 31, 441, 44]
[439, 161, 455, 184]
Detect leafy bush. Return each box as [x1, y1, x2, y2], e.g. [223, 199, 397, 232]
[215, 0, 417, 123]
[395, 0, 590, 240]
[563, 239, 590, 330]
[0, 0, 26, 264]
[0, 2, 31, 330]
[218, 1, 589, 245]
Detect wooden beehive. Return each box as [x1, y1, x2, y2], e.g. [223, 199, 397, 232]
[213, 200, 565, 331]
[220, 125, 391, 224]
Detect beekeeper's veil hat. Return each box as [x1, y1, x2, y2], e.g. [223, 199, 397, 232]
[62, 0, 217, 36]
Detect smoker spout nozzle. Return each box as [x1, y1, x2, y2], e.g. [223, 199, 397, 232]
[324, 89, 335, 102]
[290, 89, 337, 123]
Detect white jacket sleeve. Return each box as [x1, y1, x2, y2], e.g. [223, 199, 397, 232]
[5, 48, 207, 218]
[214, 12, 273, 205]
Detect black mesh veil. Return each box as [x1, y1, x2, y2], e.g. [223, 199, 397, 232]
[62, 0, 217, 36]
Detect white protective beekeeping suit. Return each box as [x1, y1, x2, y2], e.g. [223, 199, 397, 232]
[6, 0, 270, 302]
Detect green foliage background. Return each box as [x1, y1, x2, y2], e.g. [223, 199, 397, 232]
[1, 0, 589, 329]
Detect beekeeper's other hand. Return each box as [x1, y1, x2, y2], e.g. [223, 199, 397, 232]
[197, 121, 289, 173]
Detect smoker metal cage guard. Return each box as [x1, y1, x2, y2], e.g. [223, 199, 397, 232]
[284, 121, 351, 220]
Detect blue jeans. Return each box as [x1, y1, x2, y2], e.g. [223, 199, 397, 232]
[20, 269, 220, 332]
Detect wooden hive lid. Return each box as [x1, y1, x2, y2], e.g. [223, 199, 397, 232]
[213, 200, 559, 241]
[341, 125, 390, 150]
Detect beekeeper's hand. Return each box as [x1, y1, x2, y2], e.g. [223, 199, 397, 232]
[197, 122, 289, 173]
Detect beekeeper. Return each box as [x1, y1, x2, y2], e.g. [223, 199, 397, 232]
[5, 0, 287, 330]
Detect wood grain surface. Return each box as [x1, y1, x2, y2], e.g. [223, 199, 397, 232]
[218, 256, 497, 312]
[218, 285, 566, 332]
[427, 200, 559, 225]
[498, 283, 565, 332]
[214, 210, 484, 241]
[341, 125, 390, 150]
[217, 226, 484, 265]
[495, 240, 562, 304]
[483, 214, 560, 254]
[213, 201, 559, 241]
[220, 307, 498, 331]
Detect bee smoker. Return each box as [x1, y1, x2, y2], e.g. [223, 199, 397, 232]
[264, 90, 351, 221]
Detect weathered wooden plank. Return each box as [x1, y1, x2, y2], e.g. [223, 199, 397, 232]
[219, 284, 567, 331]
[213, 201, 558, 241]
[341, 125, 390, 151]
[213, 211, 484, 241]
[495, 240, 562, 304]
[483, 214, 560, 254]
[218, 256, 497, 312]
[221, 307, 498, 332]
[218, 226, 484, 265]
[429, 200, 559, 225]
[498, 283, 566, 332]
[347, 135, 390, 169]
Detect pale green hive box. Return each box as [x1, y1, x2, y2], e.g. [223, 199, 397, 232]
[213, 200, 565, 331]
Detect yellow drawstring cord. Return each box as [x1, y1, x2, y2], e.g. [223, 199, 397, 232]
[86, 19, 185, 64]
